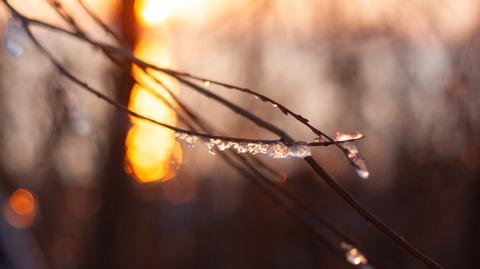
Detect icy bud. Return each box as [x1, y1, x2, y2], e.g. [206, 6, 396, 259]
[335, 131, 363, 142]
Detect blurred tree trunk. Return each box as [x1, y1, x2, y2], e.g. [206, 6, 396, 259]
[85, 1, 140, 268]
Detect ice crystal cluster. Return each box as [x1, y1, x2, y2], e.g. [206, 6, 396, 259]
[175, 132, 311, 159]
[175, 131, 368, 178]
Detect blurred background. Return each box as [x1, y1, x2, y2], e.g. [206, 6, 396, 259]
[0, 0, 479, 268]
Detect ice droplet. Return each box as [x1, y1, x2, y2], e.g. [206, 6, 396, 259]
[272, 103, 278, 108]
[313, 136, 327, 143]
[266, 142, 311, 159]
[203, 80, 211, 87]
[289, 143, 312, 158]
[335, 131, 363, 142]
[253, 95, 268, 102]
[354, 158, 369, 179]
[340, 242, 369, 266]
[205, 138, 223, 155]
[339, 142, 359, 159]
[176, 134, 313, 159]
[185, 135, 198, 147]
[205, 141, 216, 155]
[185, 138, 313, 159]
[267, 143, 290, 159]
[339, 142, 370, 179]
[175, 132, 198, 147]
[5, 16, 26, 57]
[247, 143, 269, 155]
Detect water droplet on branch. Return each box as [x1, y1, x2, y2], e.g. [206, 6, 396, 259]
[338, 142, 370, 179]
[340, 242, 370, 267]
[176, 135, 312, 159]
[313, 136, 327, 143]
[353, 158, 369, 179]
[175, 132, 198, 147]
[335, 131, 363, 142]
[203, 80, 211, 87]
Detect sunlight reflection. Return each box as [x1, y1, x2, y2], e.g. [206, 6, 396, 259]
[125, 35, 182, 183]
[135, 0, 180, 25]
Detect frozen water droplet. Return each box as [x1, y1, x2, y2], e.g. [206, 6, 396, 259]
[314, 136, 327, 143]
[247, 143, 269, 155]
[345, 248, 368, 265]
[353, 158, 369, 179]
[335, 131, 363, 142]
[203, 80, 211, 87]
[254, 95, 260, 100]
[356, 168, 369, 179]
[339, 142, 370, 179]
[235, 142, 248, 154]
[340, 242, 369, 266]
[272, 103, 278, 108]
[181, 138, 312, 160]
[264, 142, 311, 159]
[339, 142, 359, 159]
[175, 132, 187, 140]
[289, 143, 312, 158]
[204, 140, 216, 155]
[185, 135, 198, 147]
[175, 132, 198, 147]
[267, 143, 290, 159]
[217, 142, 227, 151]
[5, 16, 26, 57]
[223, 141, 237, 151]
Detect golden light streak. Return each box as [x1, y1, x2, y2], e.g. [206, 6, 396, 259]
[3, 188, 37, 229]
[125, 34, 182, 184]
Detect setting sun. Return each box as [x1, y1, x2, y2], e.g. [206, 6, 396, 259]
[135, 0, 178, 25]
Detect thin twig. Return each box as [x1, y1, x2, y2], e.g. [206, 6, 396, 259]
[23, 8, 379, 267]
[77, 0, 125, 44]
[1, 1, 444, 268]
